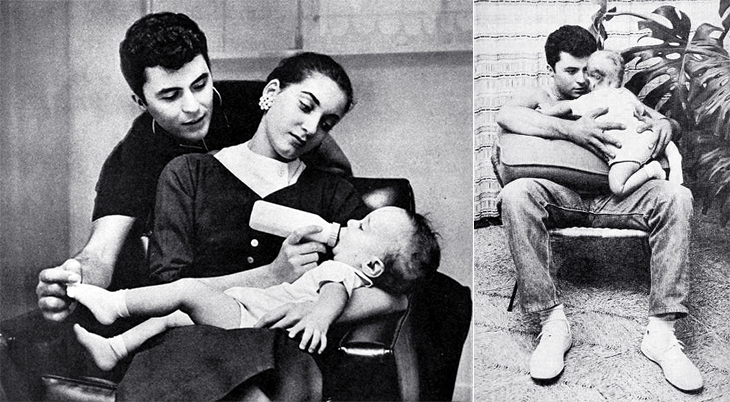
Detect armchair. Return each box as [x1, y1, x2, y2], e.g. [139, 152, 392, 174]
[0, 177, 472, 401]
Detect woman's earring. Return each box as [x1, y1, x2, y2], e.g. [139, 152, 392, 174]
[259, 94, 274, 111]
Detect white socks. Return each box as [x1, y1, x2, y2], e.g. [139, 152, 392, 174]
[67, 284, 129, 325]
[646, 314, 676, 338]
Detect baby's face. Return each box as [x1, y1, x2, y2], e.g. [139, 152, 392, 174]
[332, 207, 413, 269]
[586, 55, 620, 91]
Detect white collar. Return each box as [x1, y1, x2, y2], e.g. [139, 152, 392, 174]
[214, 141, 306, 198]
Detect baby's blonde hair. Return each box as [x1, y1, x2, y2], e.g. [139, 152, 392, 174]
[587, 50, 625, 89]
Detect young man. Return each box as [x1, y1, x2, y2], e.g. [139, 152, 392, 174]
[496, 25, 702, 392]
[36, 12, 352, 323]
[2, 12, 397, 401]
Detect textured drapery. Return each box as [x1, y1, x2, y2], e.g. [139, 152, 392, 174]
[473, 0, 720, 222]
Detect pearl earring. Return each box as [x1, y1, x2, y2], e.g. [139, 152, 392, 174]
[259, 94, 274, 111]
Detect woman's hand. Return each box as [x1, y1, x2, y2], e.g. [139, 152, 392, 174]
[270, 225, 327, 283]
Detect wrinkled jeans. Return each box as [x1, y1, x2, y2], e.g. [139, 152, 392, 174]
[499, 178, 693, 317]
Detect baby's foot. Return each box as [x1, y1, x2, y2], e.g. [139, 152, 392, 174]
[66, 284, 125, 325]
[645, 160, 667, 181]
[73, 324, 121, 371]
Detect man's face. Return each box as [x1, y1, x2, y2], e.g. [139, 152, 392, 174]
[550, 52, 590, 100]
[140, 54, 214, 142]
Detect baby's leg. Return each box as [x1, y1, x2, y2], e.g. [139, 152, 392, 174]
[68, 278, 241, 329]
[663, 142, 684, 184]
[74, 311, 193, 371]
[609, 161, 666, 196]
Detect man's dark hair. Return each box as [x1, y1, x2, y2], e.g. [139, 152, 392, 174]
[119, 12, 210, 103]
[544, 25, 598, 70]
[373, 211, 441, 295]
[266, 52, 355, 113]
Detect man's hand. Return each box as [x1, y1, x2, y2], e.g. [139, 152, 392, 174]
[254, 301, 315, 329]
[568, 106, 625, 161]
[636, 115, 674, 159]
[269, 226, 327, 283]
[36, 259, 82, 322]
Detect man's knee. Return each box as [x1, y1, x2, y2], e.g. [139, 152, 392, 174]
[650, 181, 694, 216]
[499, 178, 545, 216]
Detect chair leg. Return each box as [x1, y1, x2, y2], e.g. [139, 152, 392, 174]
[507, 281, 518, 312]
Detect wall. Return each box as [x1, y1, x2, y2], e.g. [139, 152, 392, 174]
[1, 2, 472, 399]
[0, 0, 72, 321]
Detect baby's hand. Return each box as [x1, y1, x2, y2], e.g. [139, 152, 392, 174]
[286, 312, 333, 354]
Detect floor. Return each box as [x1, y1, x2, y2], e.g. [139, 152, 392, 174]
[473, 207, 730, 401]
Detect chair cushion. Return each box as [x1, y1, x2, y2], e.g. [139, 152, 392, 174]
[493, 133, 610, 192]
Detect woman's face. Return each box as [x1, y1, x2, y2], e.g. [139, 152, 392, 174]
[253, 73, 348, 162]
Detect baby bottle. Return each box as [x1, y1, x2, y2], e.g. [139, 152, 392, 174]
[249, 200, 341, 247]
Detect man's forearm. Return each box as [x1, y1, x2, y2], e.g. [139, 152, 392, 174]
[497, 104, 575, 141]
[73, 251, 115, 288]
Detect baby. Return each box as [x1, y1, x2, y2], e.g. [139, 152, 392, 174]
[67, 206, 440, 371]
[539, 50, 683, 196]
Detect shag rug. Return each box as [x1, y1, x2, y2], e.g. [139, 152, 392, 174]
[474, 207, 730, 402]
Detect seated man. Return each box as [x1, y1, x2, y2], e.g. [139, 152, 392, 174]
[496, 24, 701, 392]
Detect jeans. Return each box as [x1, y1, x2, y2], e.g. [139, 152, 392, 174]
[499, 178, 693, 316]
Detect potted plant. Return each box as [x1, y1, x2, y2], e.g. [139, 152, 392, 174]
[591, 0, 730, 225]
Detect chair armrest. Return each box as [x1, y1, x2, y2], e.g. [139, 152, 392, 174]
[321, 308, 419, 401]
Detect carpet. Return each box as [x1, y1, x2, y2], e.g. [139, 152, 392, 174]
[474, 208, 730, 401]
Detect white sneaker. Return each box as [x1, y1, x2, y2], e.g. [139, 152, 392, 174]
[529, 320, 572, 380]
[641, 329, 703, 392]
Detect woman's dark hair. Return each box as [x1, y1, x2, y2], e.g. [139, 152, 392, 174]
[266, 52, 355, 112]
[373, 212, 441, 295]
[544, 25, 598, 70]
[119, 12, 210, 102]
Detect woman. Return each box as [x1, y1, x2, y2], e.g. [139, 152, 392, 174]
[117, 52, 402, 401]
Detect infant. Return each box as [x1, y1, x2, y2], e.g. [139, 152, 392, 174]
[539, 50, 683, 195]
[67, 206, 440, 371]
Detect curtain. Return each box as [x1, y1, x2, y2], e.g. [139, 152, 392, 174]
[473, 0, 720, 222]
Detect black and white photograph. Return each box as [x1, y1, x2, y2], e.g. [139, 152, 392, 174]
[475, 0, 730, 400]
[0, 1, 472, 401]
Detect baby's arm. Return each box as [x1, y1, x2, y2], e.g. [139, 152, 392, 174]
[536, 99, 575, 117]
[287, 281, 348, 354]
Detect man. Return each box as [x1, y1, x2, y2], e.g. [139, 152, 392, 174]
[2, 12, 397, 400]
[36, 12, 352, 322]
[496, 25, 702, 392]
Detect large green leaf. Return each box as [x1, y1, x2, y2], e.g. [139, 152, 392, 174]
[684, 24, 730, 141]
